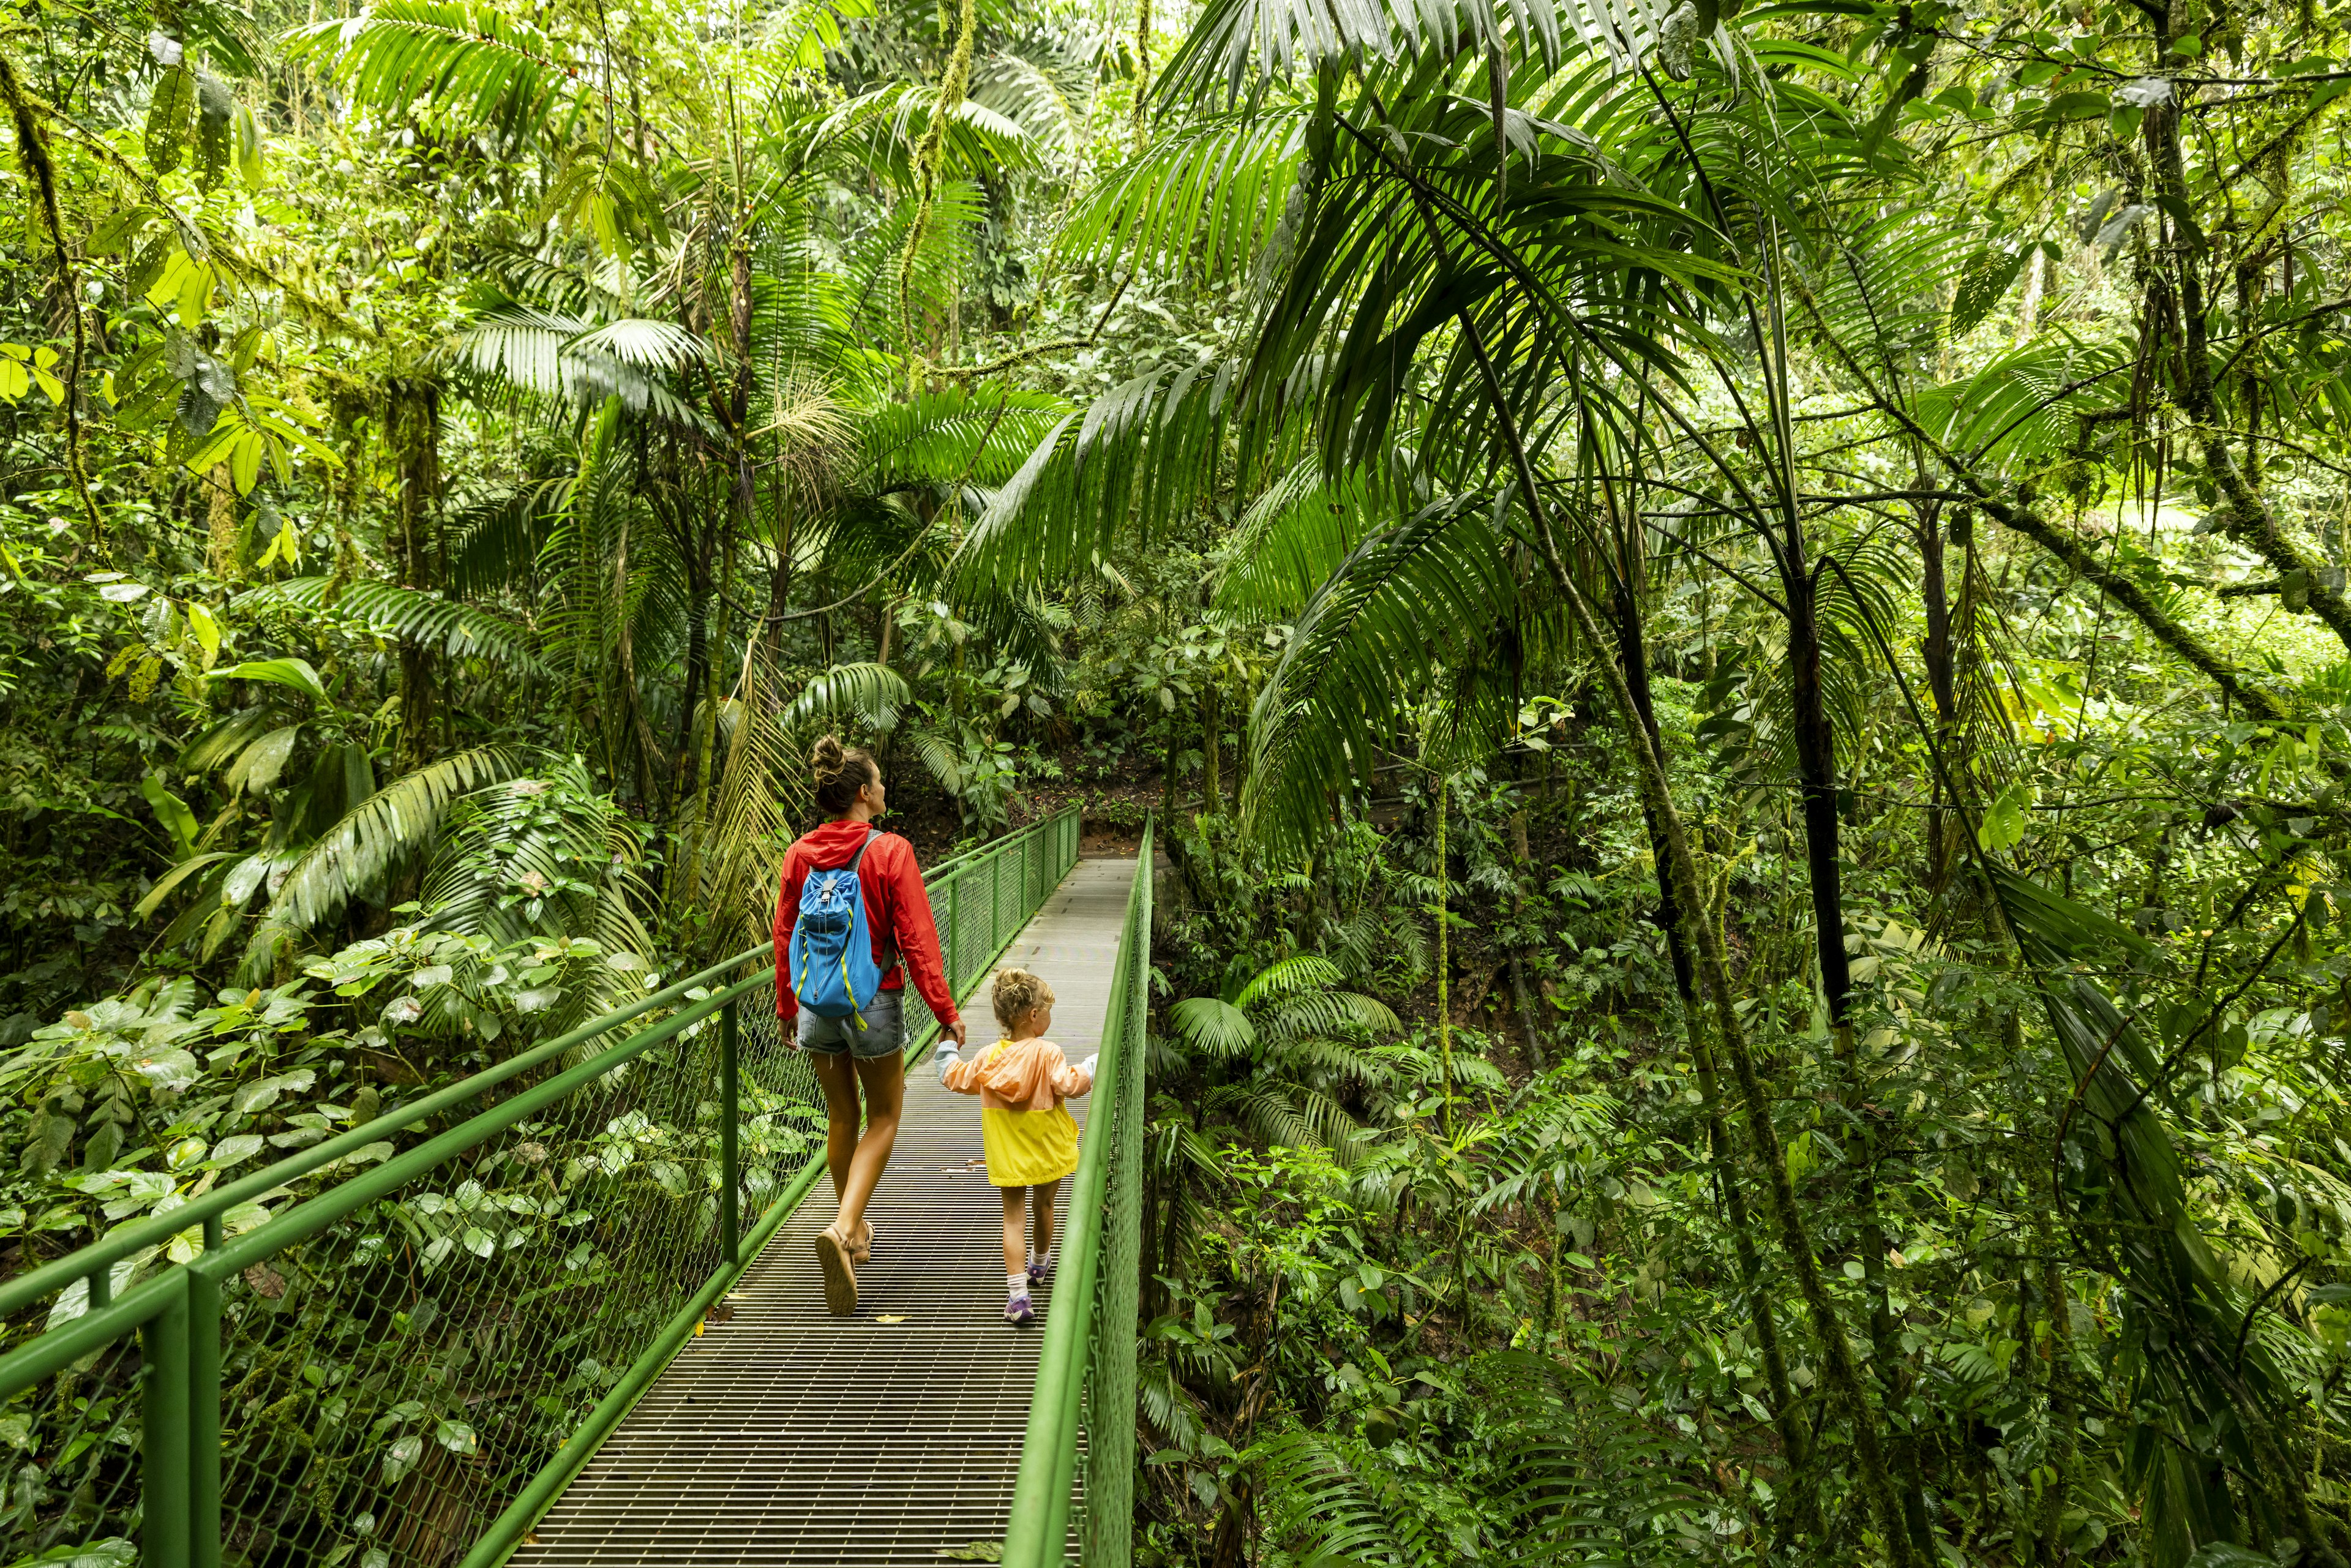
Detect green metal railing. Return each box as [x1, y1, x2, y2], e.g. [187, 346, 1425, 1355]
[1005, 816, 1152, 1568]
[0, 809, 1081, 1568]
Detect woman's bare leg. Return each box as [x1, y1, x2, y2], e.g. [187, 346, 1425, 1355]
[809, 1051, 863, 1209]
[1030, 1178, 1060, 1262]
[1002, 1186, 1028, 1276]
[830, 1053, 904, 1244]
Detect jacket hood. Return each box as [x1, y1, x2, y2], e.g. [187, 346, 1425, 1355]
[798, 819, 888, 869]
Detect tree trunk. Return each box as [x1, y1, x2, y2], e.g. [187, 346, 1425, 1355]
[204, 463, 238, 580]
[1917, 501, 1959, 889]
[2144, 91, 2351, 656]
[2031, 1200, 2080, 1565]
[1780, 557, 1853, 1034]
[388, 378, 441, 775]
[1161, 697, 1182, 825]
[1200, 681, 1221, 810]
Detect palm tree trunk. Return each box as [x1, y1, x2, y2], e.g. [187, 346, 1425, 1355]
[1370, 127, 1916, 1564]
[1610, 559, 1812, 1507]
[1433, 771, 1453, 1139]
[1782, 505, 1933, 1560]
[2031, 1198, 2080, 1565]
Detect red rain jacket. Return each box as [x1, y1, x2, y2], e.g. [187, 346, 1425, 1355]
[771, 820, 959, 1029]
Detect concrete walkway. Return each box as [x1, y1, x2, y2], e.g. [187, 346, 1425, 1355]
[508, 857, 1136, 1566]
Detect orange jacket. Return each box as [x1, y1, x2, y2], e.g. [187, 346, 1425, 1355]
[942, 1038, 1093, 1112]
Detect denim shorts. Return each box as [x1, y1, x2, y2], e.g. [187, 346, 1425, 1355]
[796, 988, 906, 1060]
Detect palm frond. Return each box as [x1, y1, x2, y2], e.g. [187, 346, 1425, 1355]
[954, 361, 1242, 595]
[446, 481, 566, 598]
[859, 388, 1072, 495]
[1214, 458, 1395, 624]
[236, 578, 549, 677]
[781, 662, 912, 732]
[266, 745, 528, 931]
[1261, 989, 1402, 1041]
[1055, 110, 1307, 283]
[970, 42, 1099, 168]
[283, 1, 585, 137]
[443, 307, 710, 426]
[1170, 995, 1255, 1057]
[1232, 952, 1346, 1007]
[1242, 493, 1562, 852]
[1253, 1428, 1453, 1567]
[1909, 332, 2136, 467]
[417, 762, 656, 1020]
[800, 83, 1041, 188]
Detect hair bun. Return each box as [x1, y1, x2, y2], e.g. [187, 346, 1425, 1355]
[811, 734, 846, 784]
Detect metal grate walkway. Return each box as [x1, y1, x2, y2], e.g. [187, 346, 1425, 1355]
[508, 857, 1138, 1566]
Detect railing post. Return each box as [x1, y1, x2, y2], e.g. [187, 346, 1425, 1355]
[143, 1271, 192, 1568]
[948, 876, 964, 991]
[721, 999, 741, 1266]
[192, 1217, 223, 1568]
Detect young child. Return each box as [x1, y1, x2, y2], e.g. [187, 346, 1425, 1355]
[938, 969, 1097, 1324]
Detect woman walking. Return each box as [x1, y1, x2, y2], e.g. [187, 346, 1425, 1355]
[774, 735, 966, 1314]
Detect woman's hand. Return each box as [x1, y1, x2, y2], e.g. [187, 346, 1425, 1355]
[948, 1017, 967, 1048]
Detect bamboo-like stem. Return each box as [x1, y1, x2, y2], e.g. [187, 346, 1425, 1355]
[1360, 143, 1916, 1568]
[895, 0, 978, 373]
[1607, 554, 1812, 1510]
[1434, 770, 1453, 1141]
[1527, 448, 1917, 1568]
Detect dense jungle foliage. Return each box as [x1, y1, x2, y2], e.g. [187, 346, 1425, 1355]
[12, 0, 2351, 1556]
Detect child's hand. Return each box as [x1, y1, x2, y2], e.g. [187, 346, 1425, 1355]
[1077, 1053, 1099, 1078]
[933, 1041, 959, 1082]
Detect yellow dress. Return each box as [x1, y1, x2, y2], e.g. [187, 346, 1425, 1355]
[942, 1037, 1092, 1187]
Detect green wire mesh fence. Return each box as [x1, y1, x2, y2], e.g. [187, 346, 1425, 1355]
[1003, 816, 1152, 1568]
[0, 810, 1080, 1568]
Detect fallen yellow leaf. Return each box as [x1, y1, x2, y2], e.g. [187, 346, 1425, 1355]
[876, 1315, 909, 1324]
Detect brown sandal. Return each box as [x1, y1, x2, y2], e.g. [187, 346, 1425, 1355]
[849, 1220, 874, 1265]
[814, 1228, 858, 1315]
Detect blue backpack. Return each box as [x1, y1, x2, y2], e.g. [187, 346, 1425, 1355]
[789, 830, 888, 1022]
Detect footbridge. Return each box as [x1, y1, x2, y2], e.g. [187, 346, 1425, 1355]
[0, 811, 1152, 1567]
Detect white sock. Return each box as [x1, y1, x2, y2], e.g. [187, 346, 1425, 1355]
[1030, 1248, 1053, 1270]
[1008, 1274, 1027, 1296]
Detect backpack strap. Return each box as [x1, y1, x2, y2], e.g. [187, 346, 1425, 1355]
[844, 826, 881, 874]
[843, 828, 902, 978]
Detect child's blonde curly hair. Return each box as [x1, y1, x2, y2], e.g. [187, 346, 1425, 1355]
[990, 968, 1056, 1031]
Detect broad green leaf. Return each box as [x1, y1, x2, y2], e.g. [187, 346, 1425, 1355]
[1950, 246, 2029, 336]
[211, 658, 328, 702]
[141, 773, 201, 857]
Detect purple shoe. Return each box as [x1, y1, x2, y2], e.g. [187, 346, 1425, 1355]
[1026, 1258, 1052, 1285]
[1005, 1293, 1036, 1325]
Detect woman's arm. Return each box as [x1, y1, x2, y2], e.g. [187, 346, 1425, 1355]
[770, 846, 806, 1022]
